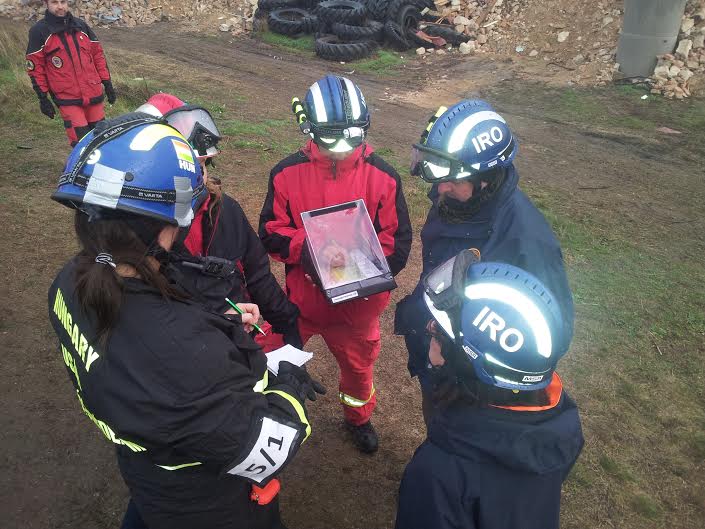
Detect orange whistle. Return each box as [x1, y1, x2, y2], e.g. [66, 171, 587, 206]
[250, 479, 281, 505]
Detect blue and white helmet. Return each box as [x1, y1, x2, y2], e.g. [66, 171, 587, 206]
[424, 258, 567, 391]
[53, 113, 206, 227]
[410, 100, 517, 184]
[298, 74, 370, 153]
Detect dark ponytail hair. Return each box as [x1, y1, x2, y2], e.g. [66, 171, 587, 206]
[73, 211, 186, 344]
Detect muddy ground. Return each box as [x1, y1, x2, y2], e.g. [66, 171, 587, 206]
[1, 20, 704, 529]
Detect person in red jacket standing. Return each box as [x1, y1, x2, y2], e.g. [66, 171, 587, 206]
[26, 0, 116, 146]
[259, 75, 412, 453]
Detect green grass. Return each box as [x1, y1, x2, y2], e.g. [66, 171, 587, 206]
[490, 82, 705, 139]
[259, 31, 406, 71]
[630, 494, 662, 520]
[353, 49, 406, 73]
[260, 32, 315, 55]
[599, 455, 635, 483]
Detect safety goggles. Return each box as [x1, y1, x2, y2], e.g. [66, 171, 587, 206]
[410, 143, 481, 184]
[314, 135, 363, 153]
[308, 124, 366, 153]
[163, 105, 222, 159]
[423, 249, 481, 339]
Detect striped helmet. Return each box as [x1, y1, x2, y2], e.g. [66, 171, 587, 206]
[411, 100, 517, 184]
[301, 74, 370, 153]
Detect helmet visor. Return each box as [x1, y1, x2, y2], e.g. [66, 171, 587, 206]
[314, 135, 363, 153]
[410, 143, 476, 183]
[164, 106, 222, 158]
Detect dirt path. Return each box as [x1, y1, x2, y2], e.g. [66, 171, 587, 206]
[2, 20, 704, 529]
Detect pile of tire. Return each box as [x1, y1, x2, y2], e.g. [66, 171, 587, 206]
[257, 0, 473, 61]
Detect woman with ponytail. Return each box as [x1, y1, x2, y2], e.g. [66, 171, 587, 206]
[48, 115, 323, 529]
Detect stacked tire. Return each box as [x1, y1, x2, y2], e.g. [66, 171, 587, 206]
[315, 1, 379, 61]
[257, 0, 473, 60]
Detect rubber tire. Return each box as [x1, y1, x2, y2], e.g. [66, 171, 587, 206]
[315, 34, 378, 61]
[384, 21, 411, 51]
[386, 0, 427, 21]
[268, 8, 315, 36]
[316, 0, 367, 26]
[331, 20, 384, 42]
[259, 0, 305, 10]
[422, 24, 471, 45]
[365, 0, 388, 21]
[396, 4, 421, 32]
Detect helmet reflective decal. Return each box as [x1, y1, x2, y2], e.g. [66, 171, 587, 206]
[130, 124, 188, 151]
[448, 111, 507, 154]
[309, 81, 328, 123]
[86, 149, 101, 165]
[82, 163, 126, 209]
[173, 176, 195, 227]
[464, 283, 552, 358]
[342, 77, 362, 120]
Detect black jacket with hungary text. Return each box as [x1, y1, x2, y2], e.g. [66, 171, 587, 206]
[48, 258, 309, 529]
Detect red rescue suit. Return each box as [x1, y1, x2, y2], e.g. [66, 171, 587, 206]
[26, 10, 111, 144]
[259, 140, 412, 425]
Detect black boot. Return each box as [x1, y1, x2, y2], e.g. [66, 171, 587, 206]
[345, 420, 378, 453]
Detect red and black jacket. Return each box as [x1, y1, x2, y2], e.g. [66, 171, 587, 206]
[26, 10, 110, 106]
[173, 192, 300, 336]
[259, 140, 412, 323]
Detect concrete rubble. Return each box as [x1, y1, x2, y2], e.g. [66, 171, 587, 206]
[647, 0, 705, 99]
[0, 0, 258, 34]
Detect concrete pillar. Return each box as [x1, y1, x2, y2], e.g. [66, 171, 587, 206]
[617, 0, 688, 77]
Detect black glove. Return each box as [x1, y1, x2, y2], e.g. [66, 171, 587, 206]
[282, 325, 304, 350]
[38, 94, 54, 119]
[102, 80, 116, 104]
[277, 361, 326, 402]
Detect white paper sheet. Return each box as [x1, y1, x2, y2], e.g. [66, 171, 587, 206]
[266, 344, 314, 376]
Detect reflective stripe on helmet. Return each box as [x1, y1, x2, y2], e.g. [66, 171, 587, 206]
[263, 389, 311, 441]
[83, 163, 126, 209]
[448, 111, 506, 153]
[342, 77, 361, 119]
[464, 282, 553, 358]
[309, 81, 328, 123]
[339, 386, 375, 408]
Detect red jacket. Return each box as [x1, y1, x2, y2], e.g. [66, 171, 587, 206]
[259, 140, 412, 325]
[26, 10, 110, 106]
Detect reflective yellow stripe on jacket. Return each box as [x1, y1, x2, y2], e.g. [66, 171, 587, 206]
[263, 389, 311, 441]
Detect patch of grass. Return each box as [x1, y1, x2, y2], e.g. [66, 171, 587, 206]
[630, 494, 662, 520]
[489, 82, 705, 138]
[221, 118, 290, 138]
[375, 147, 394, 157]
[599, 455, 634, 483]
[353, 50, 406, 74]
[688, 433, 705, 459]
[259, 32, 315, 55]
[565, 461, 595, 488]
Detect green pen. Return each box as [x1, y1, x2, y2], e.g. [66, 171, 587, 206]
[225, 297, 267, 336]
